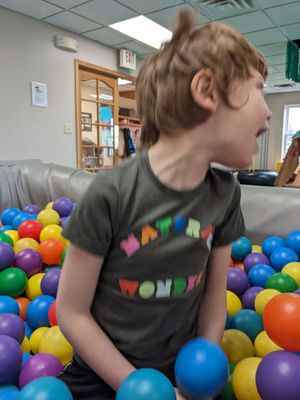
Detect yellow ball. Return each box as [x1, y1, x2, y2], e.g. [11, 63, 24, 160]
[40, 224, 63, 242]
[282, 262, 300, 287]
[37, 209, 60, 226]
[45, 201, 54, 210]
[222, 329, 254, 364]
[232, 357, 262, 400]
[252, 245, 262, 253]
[4, 230, 19, 245]
[254, 330, 283, 358]
[226, 290, 242, 318]
[21, 336, 31, 353]
[29, 327, 49, 354]
[25, 273, 44, 300]
[254, 289, 281, 315]
[39, 326, 73, 366]
[14, 238, 39, 254]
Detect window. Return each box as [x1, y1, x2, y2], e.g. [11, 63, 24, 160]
[282, 105, 300, 160]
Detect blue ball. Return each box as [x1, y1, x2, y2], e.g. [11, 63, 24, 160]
[21, 353, 31, 367]
[0, 297, 19, 315]
[23, 323, 32, 339]
[270, 247, 299, 272]
[248, 264, 276, 288]
[12, 214, 33, 230]
[225, 312, 231, 330]
[116, 369, 175, 400]
[17, 377, 72, 400]
[0, 389, 19, 400]
[262, 236, 285, 257]
[0, 386, 18, 396]
[231, 309, 263, 341]
[286, 230, 300, 257]
[175, 338, 228, 399]
[231, 236, 252, 261]
[26, 295, 54, 329]
[0, 209, 21, 227]
[0, 227, 13, 234]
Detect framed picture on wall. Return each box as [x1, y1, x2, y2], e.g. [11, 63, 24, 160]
[81, 112, 92, 131]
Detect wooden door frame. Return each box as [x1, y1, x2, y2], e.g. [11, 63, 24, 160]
[75, 59, 137, 169]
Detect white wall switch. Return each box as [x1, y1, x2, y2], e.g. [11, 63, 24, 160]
[64, 123, 72, 134]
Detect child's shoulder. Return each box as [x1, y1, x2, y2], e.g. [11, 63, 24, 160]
[208, 166, 240, 196]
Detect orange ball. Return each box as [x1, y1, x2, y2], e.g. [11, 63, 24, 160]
[232, 261, 245, 272]
[16, 297, 30, 320]
[263, 293, 300, 351]
[48, 300, 57, 326]
[39, 238, 65, 265]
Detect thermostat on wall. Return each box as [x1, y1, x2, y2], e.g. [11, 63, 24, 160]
[55, 35, 79, 52]
[120, 49, 136, 71]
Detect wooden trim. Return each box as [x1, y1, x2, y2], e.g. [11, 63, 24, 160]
[75, 60, 82, 169]
[120, 90, 136, 99]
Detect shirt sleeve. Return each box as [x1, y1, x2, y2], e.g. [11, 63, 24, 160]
[212, 178, 245, 247]
[62, 173, 118, 257]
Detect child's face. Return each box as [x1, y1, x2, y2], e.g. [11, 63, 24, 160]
[214, 69, 271, 169]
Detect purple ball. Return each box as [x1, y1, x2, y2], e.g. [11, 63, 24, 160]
[52, 197, 73, 217]
[256, 351, 300, 400]
[0, 335, 22, 384]
[242, 286, 264, 309]
[41, 269, 61, 297]
[22, 204, 42, 215]
[18, 352, 63, 388]
[294, 288, 300, 295]
[15, 249, 43, 277]
[227, 268, 249, 295]
[0, 313, 25, 343]
[0, 242, 15, 270]
[60, 216, 69, 228]
[243, 252, 270, 274]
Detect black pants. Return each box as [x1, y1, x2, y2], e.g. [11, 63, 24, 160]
[59, 359, 116, 400]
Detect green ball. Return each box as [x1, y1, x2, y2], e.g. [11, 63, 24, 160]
[219, 363, 236, 400]
[0, 232, 13, 247]
[61, 247, 69, 265]
[0, 267, 28, 297]
[266, 272, 298, 292]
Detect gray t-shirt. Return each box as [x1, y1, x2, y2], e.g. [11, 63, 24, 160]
[63, 150, 245, 378]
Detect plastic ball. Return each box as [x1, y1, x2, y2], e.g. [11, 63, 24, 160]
[26, 295, 54, 329]
[60, 217, 69, 228]
[226, 290, 242, 318]
[15, 298, 30, 321]
[266, 272, 298, 292]
[231, 309, 263, 342]
[232, 261, 245, 272]
[270, 247, 299, 272]
[24, 322, 32, 339]
[37, 210, 60, 227]
[45, 202, 54, 210]
[0, 314, 25, 343]
[262, 236, 285, 257]
[243, 252, 270, 274]
[4, 231, 19, 246]
[0, 233, 13, 247]
[221, 329, 254, 364]
[0, 243, 15, 271]
[254, 330, 283, 358]
[231, 236, 252, 261]
[263, 293, 300, 351]
[14, 238, 39, 255]
[282, 261, 300, 286]
[247, 264, 275, 288]
[39, 326, 73, 366]
[18, 220, 43, 242]
[0, 297, 19, 315]
[226, 268, 248, 295]
[25, 273, 44, 300]
[0, 387, 19, 400]
[53, 197, 73, 218]
[41, 269, 61, 297]
[18, 353, 63, 388]
[21, 352, 31, 367]
[242, 286, 263, 309]
[22, 205, 41, 215]
[0, 268, 28, 297]
[219, 363, 235, 400]
[15, 249, 43, 278]
[232, 357, 262, 400]
[252, 245, 262, 253]
[225, 312, 231, 330]
[39, 239, 65, 265]
[285, 230, 300, 257]
[29, 327, 49, 354]
[21, 337, 30, 353]
[256, 351, 300, 400]
[175, 338, 228, 400]
[12, 214, 33, 230]
[39, 224, 63, 242]
[17, 376, 73, 400]
[0, 335, 22, 384]
[116, 368, 175, 400]
[0, 226, 14, 233]
[61, 247, 69, 265]
[48, 301, 57, 326]
[254, 288, 281, 315]
[1, 209, 21, 226]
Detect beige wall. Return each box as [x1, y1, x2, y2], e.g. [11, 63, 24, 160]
[265, 91, 300, 170]
[0, 7, 140, 167]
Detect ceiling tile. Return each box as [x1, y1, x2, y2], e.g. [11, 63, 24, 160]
[268, 65, 279, 74]
[44, 10, 101, 33]
[265, 2, 300, 26]
[147, 3, 209, 30]
[71, 0, 137, 25]
[83, 27, 131, 45]
[257, 42, 287, 56]
[244, 28, 286, 46]
[254, 0, 299, 8]
[114, 41, 156, 56]
[267, 72, 286, 80]
[221, 11, 274, 34]
[116, 0, 184, 14]
[46, 0, 87, 9]
[267, 54, 286, 65]
[0, 0, 62, 19]
[280, 23, 300, 41]
[275, 64, 286, 72]
[187, 0, 259, 19]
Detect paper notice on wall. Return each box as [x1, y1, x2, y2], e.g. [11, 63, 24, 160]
[31, 81, 48, 107]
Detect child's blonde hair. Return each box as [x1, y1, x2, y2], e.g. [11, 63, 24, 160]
[136, 10, 268, 148]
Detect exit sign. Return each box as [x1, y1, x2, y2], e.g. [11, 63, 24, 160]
[120, 49, 136, 71]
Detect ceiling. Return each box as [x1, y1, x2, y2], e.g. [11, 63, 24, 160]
[1, 0, 300, 93]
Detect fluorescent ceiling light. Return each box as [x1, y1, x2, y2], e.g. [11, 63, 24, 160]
[110, 16, 172, 49]
[118, 78, 132, 85]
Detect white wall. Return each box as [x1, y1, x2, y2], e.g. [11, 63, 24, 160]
[0, 7, 140, 167]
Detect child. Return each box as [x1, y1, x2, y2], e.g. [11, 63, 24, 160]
[57, 9, 271, 400]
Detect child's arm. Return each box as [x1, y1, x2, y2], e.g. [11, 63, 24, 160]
[196, 244, 231, 344]
[56, 244, 136, 391]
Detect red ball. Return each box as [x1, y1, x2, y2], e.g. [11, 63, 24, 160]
[48, 300, 57, 326]
[39, 238, 64, 265]
[18, 220, 43, 242]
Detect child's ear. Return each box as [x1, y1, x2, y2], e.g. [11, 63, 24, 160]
[190, 69, 219, 112]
